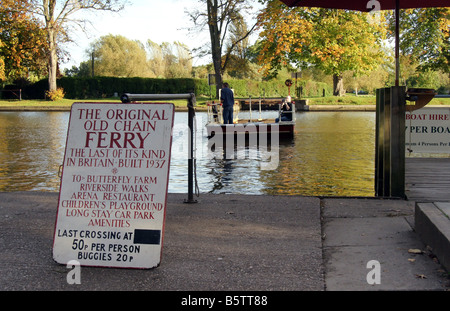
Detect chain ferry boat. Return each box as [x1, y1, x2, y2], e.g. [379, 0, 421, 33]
[205, 96, 296, 141]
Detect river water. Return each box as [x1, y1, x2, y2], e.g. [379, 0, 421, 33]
[0, 110, 376, 196]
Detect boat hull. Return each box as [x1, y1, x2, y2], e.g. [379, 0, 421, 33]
[206, 122, 295, 141]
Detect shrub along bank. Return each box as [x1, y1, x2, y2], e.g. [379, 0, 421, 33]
[11, 76, 333, 100]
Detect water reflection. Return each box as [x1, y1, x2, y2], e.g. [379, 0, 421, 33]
[0, 112, 68, 191]
[0, 110, 375, 196]
[261, 112, 375, 196]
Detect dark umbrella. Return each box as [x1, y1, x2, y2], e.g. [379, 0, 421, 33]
[279, 0, 449, 86]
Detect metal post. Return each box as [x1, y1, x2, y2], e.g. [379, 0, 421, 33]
[249, 96, 252, 122]
[259, 96, 262, 121]
[395, 0, 400, 87]
[374, 86, 406, 198]
[375, 88, 384, 196]
[383, 88, 391, 196]
[390, 86, 406, 198]
[184, 95, 198, 203]
[121, 93, 198, 203]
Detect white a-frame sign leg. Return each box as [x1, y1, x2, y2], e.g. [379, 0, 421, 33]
[53, 102, 174, 269]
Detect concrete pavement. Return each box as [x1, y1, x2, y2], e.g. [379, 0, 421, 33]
[322, 198, 448, 290]
[0, 192, 448, 292]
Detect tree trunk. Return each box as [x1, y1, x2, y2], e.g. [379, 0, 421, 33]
[44, 0, 57, 92]
[333, 73, 345, 96]
[207, 0, 223, 99]
[47, 26, 57, 92]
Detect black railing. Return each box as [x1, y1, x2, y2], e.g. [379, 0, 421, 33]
[121, 93, 198, 204]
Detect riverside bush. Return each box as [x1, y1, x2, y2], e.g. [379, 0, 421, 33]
[45, 87, 65, 101]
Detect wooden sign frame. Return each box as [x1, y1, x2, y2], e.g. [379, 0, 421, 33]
[53, 102, 174, 269]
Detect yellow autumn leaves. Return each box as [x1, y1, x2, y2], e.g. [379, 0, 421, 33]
[256, 1, 387, 78]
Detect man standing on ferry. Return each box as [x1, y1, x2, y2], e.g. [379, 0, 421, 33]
[221, 82, 234, 124]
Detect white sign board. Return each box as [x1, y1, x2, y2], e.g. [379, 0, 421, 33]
[53, 102, 174, 269]
[405, 107, 450, 154]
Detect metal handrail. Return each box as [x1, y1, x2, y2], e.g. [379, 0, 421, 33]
[121, 93, 196, 103]
[120, 93, 198, 204]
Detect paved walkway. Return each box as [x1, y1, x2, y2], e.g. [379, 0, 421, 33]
[0, 192, 448, 291]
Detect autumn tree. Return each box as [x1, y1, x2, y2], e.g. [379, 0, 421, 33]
[257, 1, 387, 96]
[0, 0, 47, 82]
[26, 0, 126, 91]
[0, 37, 5, 82]
[187, 0, 257, 98]
[147, 41, 193, 78]
[0, 54, 5, 82]
[146, 40, 165, 78]
[173, 42, 193, 78]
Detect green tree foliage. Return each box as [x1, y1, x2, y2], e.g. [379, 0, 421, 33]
[343, 65, 389, 95]
[90, 35, 150, 78]
[70, 37, 194, 79]
[223, 12, 259, 80]
[387, 8, 450, 92]
[390, 8, 450, 76]
[64, 61, 92, 77]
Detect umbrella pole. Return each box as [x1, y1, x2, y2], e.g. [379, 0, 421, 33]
[395, 0, 400, 86]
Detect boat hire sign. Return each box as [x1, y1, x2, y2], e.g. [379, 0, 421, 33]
[405, 107, 450, 154]
[53, 102, 174, 269]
